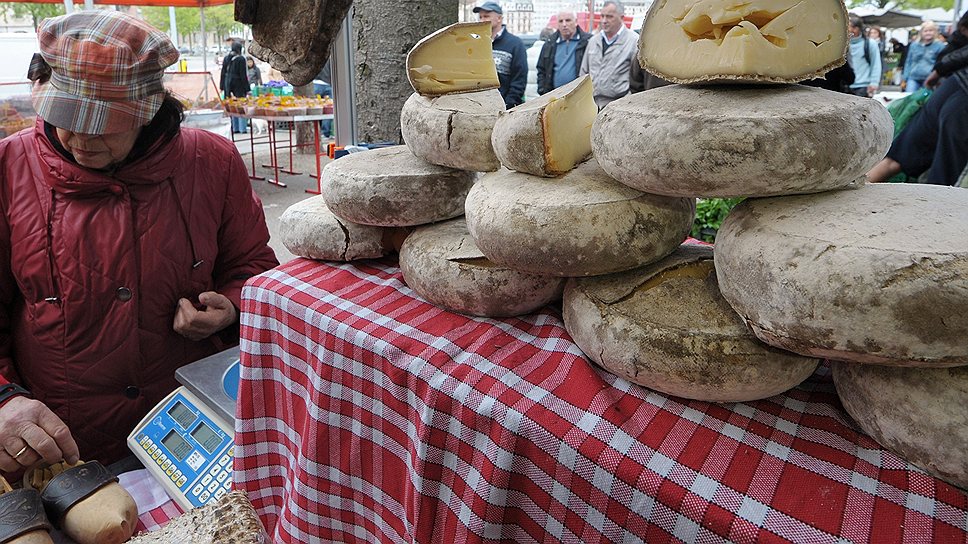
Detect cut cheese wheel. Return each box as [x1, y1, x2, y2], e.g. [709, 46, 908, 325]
[407, 22, 500, 96]
[715, 183, 968, 367]
[400, 90, 504, 172]
[639, 0, 849, 84]
[592, 85, 893, 198]
[399, 218, 565, 317]
[564, 245, 818, 402]
[279, 195, 398, 261]
[465, 160, 695, 277]
[833, 362, 968, 490]
[322, 146, 477, 227]
[490, 75, 597, 177]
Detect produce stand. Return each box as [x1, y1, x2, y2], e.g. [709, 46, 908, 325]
[232, 255, 968, 544]
[225, 112, 333, 191]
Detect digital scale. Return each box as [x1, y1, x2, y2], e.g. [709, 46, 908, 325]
[126, 347, 241, 510]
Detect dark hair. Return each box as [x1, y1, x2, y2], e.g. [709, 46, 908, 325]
[231, 42, 243, 54]
[126, 92, 185, 161]
[849, 15, 864, 33]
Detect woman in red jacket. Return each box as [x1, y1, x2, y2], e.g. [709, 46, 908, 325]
[0, 10, 278, 472]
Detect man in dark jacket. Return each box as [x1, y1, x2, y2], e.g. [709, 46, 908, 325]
[223, 42, 251, 133]
[536, 11, 590, 95]
[474, 2, 528, 108]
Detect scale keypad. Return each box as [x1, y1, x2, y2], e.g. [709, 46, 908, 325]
[137, 433, 232, 504]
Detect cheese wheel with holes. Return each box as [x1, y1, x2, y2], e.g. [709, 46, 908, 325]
[407, 22, 500, 96]
[833, 362, 968, 490]
[322, 146, 477, 227]
[490, 75, 597, 177]
[639, 0, 849, 84]
[592, 85, 893, 198]
[465, 160, 695, 277]
[400, 90, 504, 172]
[715, 183, 968, 367]
[279, 195, 400, 261]
[399, 218, 565, 317]
[564, 245, 819, 402]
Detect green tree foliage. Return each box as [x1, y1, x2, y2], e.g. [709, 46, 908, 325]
[848, 0, 953, 10]
[1, 3, 67, 30]
[141, 6, 201, 38]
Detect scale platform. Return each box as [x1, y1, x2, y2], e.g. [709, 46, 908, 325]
[175, 346, 241, 425]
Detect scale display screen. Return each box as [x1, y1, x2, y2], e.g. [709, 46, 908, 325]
[162, 429, 193, 461]
[168, 400, 197, 429]
[191, 421, 221, 454]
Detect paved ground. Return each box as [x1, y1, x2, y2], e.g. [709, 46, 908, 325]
[194, 116, 333, 265]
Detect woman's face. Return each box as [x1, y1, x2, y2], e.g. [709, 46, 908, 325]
[55, 126, 141, 170]
[869, 28, 881, 40]
[247, 58, 254, 68]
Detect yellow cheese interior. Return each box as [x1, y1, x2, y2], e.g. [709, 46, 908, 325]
[637, 260, 715, 293]
[542, 76, 597, 175]
[640, 0, 848, 82]
[408, 22, 501, 96]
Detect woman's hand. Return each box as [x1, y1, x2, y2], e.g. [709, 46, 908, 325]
[925, 70, 940, 89]
[0, 396, 79, 472]
[173, 291, 237, 341]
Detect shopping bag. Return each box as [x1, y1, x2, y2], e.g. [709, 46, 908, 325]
[887, 87, 933, 138]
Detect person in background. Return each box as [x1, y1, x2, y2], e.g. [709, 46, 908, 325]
[313, 59, 333, 139]
[246, 56, 263, 88]
[903, 21, 946, 92]
[580, 1, 638, 108]
[536, 11, 591, 95]
[0, 10, 278, 472]
[867, 11, 968, 186]
[223, 42, 250, 133]
[475, 1, 528, 108]
[847, 15, 881, 97]
[891, 37, 909, 79]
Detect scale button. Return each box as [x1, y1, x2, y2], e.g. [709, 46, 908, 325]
[148, 444, 157, 454]
[216, 471, 228, 483]
[214, 488, 227, 500]
[223, 480, 231, 491]
[178, 476, 188, 487]
[142, 441, 150, 451]
[166, 466, 175, 476]
[208, 481, 220, 493]
[159, 454, 168, 464]
[202, 474, 213, 486]
[173, 469, 182, 479]
[151, 450, 161, 460]
[220, 455, 231, 466]
[199, 491, 211, 502]
[161, 459, 171, 469]
[169, 472, 178, 482]
[228, 447, 234, 456]
[192, 484, 204, 496]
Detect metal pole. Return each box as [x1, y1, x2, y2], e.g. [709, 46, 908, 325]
[83, 0, 94, 9]
[332, 9, 357, 147]
[169, 6, 179, 49]
[955, 0, 964, 27]
[201, 6, 209, 101]
[62, 0, 74, 14]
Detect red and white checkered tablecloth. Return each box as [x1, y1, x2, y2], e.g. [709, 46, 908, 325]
[234, 258, 968, 544]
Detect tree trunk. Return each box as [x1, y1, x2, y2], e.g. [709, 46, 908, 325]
[294, 83, 316, 154]
[352, 0, 458, 144]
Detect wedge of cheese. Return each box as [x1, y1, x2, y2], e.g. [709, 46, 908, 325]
[639, 0, 849, 84]
[400, 89, 505, 172]
[490, 75, 597, 177]
[407, 22, 500, 96]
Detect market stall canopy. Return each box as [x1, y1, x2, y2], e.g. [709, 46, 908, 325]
[7, 0, 232, 5]
[850, 6, 924, 28]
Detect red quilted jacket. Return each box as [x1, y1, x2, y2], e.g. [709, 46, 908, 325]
[0, 119, 278, 464]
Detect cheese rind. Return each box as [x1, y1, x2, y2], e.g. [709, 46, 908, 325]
[592, 85, 893, 197]
[279, 195, 393, 261]
[490, 75, 597, 177]
[715, 183, 968, 367]
[399, 218, 565, 317]
[400, 90, 504, 172]
[464, 160, 695, 277]
[639, 0, 849, 84]
[322, 146, 477, 227]
[833, 363, 968, 491]
[407, 22, 501, 96]
[564, 245, 819, 402]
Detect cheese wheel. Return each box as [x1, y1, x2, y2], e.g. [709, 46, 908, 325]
[279, 195, 395, 261]
[564, 245, 818, 402]
[833, 362, 968, 490]
[399, 218, 565, 317]
[322, 146, 477, 227]
[592, 85, 893, 198]
[465, 160, 695, 277]
[406, 22, 500, 96]
[715, 183, 968, 367]
[400, 90, 504, 172]
[639, 0, 849, 84]
[490, 75, 597, 177]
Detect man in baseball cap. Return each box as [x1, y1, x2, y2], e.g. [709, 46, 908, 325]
[472, 1, 527, 109]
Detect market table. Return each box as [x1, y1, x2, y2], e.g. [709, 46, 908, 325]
[234, 257, 968, 543]
[227, 112, 333, 190]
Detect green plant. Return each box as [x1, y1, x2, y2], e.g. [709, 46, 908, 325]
[691, 197, 744, 243]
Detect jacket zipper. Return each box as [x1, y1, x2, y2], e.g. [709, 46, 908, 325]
[44, 189, 61, 304]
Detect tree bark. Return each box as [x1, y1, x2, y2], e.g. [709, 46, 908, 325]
[351, 0, 458, 144]
[294, 83, 317, 154]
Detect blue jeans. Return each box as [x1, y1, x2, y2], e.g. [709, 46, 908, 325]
[231, 116, 247, 134]
[906, 78, 924, 93]
[314, 82, 333, 138]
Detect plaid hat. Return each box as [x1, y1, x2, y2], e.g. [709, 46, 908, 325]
[28, 10, 178, 135]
